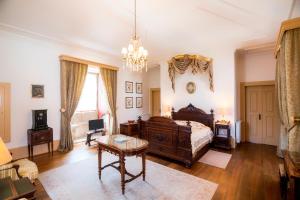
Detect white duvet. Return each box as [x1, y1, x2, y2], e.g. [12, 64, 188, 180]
[175, 120, 213, 156]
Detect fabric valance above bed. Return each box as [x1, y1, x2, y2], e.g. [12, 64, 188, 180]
[168, 54, 214, 92]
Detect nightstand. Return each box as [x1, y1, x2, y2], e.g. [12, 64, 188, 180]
[213, 121, 231, 150]
[120, 122, 139, 137]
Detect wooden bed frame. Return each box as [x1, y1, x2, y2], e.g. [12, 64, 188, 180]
[138, 104, 214, 167]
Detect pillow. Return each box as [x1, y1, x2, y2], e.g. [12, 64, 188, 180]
[175, 120, 188, 126]
[190, 121, 205, 128]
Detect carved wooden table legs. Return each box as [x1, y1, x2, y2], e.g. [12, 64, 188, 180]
[120, 153, 125, 194]
[97, 144, 147, 195]
[142, 152, 146, 181]
[98, 146, 102, 180]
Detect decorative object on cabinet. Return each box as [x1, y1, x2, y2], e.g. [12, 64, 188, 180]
[186, 82, 196, 94]
[139, 104, 214, 167]
[31, 85, 44, 98]
[125, 81, 133, 93]
[27, 128, 53, 159]
[213, 121, 231, 150]
[32, 109, 48, 130]
[136, 82, 142, 94]
[125, 97, 133, 109]
[120, 122, 139, 136]
[168, 54, 213, 92]
[136, 97, 143, 108]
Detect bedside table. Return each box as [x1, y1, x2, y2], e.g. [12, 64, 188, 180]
[213, 121, 231, 150]
[120, 122, 139, 137]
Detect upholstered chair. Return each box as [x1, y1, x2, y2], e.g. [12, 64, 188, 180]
[0, 137, 39, 183]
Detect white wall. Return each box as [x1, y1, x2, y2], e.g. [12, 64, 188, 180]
[142, 66, 160, 117]
[0, 29, 145, 148]
[237, 49, 276, 83]
[235, 48, 276, 120]
[160, 48, 236, 140]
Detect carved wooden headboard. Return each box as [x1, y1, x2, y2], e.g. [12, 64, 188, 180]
[171, 104, 214, 130]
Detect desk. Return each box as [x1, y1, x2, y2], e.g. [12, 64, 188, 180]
[0, 177, 36, 200]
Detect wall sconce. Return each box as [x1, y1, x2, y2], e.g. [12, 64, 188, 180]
[288, 116, 300, 133]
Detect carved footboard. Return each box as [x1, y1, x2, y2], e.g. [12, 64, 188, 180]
[138, 116, 194, 167]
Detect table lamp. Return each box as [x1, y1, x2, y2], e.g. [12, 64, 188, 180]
[217, 107, 230, 123]
[0, 137, 12, 165]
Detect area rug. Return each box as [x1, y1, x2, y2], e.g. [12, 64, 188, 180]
[198, 150, 232, 169]
[39, 152, 218, 200]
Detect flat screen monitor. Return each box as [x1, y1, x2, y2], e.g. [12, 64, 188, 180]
[89, 119, 104, 131]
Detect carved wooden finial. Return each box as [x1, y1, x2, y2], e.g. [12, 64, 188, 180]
[138, 116, 142, 121]
[210, 109, 214, 114]
[187, 121, 191, 126]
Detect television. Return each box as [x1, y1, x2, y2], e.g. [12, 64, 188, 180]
[89, 119, 104, 132]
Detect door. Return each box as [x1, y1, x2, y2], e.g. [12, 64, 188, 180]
[0, 83, 11, 142]
[150, 89, 161, 116]
[246, 85, 279, 145]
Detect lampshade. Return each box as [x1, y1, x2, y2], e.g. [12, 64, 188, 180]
[0, 137, 12, 165]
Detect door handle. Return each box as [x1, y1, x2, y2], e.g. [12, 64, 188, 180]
[259, 114, 261, 120]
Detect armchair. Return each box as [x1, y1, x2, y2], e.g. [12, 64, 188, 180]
[0, 138, 38, 183]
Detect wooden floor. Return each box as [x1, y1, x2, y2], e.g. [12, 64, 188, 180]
[33, 142, 282, 200]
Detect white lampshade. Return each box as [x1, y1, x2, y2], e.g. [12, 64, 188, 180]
[0, 137, 12, 165]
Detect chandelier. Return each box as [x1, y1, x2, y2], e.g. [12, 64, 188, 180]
[121, 0, 148, 72]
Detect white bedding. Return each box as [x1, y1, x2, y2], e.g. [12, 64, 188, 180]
[175, 120, 213, 156]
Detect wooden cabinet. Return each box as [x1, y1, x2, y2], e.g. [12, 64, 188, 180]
[213, 121, 231, 150]
[120, 123, 139, 137]
[27, 128, 53, 159]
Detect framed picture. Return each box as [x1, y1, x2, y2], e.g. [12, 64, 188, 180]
[32, 85, 44, 98]
[125, 81, 133, 93]
[136, 83, 142, 94]
[125, 97, 133, 109]
[136, 97, 143, 108]
[186, 82, 196, 94]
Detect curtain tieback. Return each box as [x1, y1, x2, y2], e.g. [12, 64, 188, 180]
[60, 108, 66, 113]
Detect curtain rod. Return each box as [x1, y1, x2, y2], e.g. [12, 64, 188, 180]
[275, 17, 300, 58]
[59, 55, 119, 71]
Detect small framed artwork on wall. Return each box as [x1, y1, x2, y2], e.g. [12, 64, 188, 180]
[136, 83, 142, 94]
[125, 97, 133, 109]
[125, 81, 133, 93]
[136, 97, 143, 108]
[32, 85, 44, 98]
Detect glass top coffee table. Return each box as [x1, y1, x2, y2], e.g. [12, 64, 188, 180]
[96, 134, 149, 194]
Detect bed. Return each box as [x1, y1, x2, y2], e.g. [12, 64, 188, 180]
[138, 104, 214, 167]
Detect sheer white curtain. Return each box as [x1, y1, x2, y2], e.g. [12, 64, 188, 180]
[98, 72, 113, 134]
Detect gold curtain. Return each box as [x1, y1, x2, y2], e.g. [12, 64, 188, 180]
[59, 60, 88, 152]
[100, 67, 118, 134]
[276, 28, 300, 153]
[168, 54, 214, 92]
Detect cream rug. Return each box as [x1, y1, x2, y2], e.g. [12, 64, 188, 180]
[39, 153, 218, 200]
[199, 150, 232, 169]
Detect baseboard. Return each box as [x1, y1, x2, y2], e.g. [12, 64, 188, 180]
[9, 140, 60, 160]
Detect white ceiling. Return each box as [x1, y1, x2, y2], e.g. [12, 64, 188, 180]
[0, 0, 299, 66]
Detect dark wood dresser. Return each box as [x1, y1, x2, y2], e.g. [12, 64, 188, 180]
[213, 121, 231, 150]
[120, 122, 139, 137]
[27, 127, 53, 159]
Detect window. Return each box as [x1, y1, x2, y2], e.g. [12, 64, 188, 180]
[76, 73, 98, 112]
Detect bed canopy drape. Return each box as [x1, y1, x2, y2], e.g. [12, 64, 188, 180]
[168, 54, 214, 92]
[275, 17, 300, 155]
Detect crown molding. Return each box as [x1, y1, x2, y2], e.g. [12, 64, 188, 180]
[0, 22, 119, 60]
[236, 42, 276, 54]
